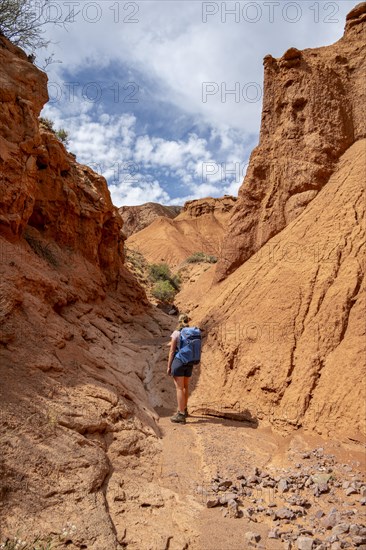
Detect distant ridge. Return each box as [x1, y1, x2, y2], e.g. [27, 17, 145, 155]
[119, 202, 182, 237]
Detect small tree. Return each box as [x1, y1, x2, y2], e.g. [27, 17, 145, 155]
[0, 0, 77, 52]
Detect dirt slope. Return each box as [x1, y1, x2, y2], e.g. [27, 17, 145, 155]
[126, 196, 237, 267]
[191, 139, 366, 440]
[119, 202, 182, 237]
[215, 2, 366, 281]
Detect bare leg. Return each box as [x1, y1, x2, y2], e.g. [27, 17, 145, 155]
[173, 376, 185, 413]
[183, 377, 190, 409]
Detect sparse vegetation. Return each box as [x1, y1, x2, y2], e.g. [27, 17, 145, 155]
[55, 128, 69, 145]
[149, 263, 171, 282]
[149, 263, 181, 303]
[126, 254, 181, 304]
[39, 117, 54, 131]
[39, 118, 69, 146]
[24, 232, 59, 268]
[125, 252, 182, 304]
[151, 280, 177, 303]
[186, 252, 217, 264]
[149, 263, 181, 292]
[0, 0, 76, 52]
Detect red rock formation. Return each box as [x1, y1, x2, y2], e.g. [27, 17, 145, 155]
[193, 139, 365, 438]
[127, 196, 237, 267]
[190, 5, 366, 439]
[119, 202, 182, 237]
[0, 35, 145, 292]
[0, 37, 48, 238]
[215, 2, 366, 281]
[0, 36, 173, 547]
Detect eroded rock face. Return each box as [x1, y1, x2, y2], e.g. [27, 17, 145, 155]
[193, 139, 365, 439]
[119, 202, 182, 237]
[0, 36, 128, 287]
[0, 36, 174, 548]
[215, 2, 366, 281]
[126, 196, 237, 267]
[0, 37, 48, 238]
[182, 196, 237, 218]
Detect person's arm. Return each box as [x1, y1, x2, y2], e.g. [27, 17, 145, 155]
[167, 337, 177, 374]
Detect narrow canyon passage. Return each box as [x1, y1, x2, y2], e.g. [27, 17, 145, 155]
[117, 340, 366, 550]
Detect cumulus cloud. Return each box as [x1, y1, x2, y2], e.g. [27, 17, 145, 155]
[40, 0, 358, 132]
[39, 0, 360, 206]
[43, 97, 245, 205]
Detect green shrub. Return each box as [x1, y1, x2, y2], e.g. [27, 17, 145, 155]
[39, 117, 54, 131]
[152, 280, 176, 303]
[149, 263, 171, 282]
[55, 128, 69, 145]
[148, 263, 181, 291]
[39, 118, 69, 145]
[186, 252, 217, 264]
[206, 255, 218, 264]
[169, 273, 181, 291]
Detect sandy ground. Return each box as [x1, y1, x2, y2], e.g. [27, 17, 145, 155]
[152, 399, 366, 550]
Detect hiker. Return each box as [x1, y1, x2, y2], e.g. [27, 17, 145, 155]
[167, 313, 201, 424]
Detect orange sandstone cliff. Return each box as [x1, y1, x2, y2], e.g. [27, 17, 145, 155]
[126, 195, 237, 267]
[0, 37, 181, 548]
[190, 4, 366, 440]
[215, 2, 366, 282]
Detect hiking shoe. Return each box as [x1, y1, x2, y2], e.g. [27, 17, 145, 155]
[170, 412, 186, 424]
[184, 408, 189, 418]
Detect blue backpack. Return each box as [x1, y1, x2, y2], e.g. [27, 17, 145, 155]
[175, 327, 202, 365]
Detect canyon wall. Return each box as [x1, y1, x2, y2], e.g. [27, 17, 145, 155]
[215, 2, 366, 282]
[127, 195, 237, 267]
[190, 4, 366, 440]
[0, 36, 177, 548]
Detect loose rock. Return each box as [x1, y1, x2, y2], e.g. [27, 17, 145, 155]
[206, 498, 220, 508]
[296, 536, 314, 550]
[245, 531, 261, 544]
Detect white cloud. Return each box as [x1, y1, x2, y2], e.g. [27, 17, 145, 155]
[109, 177, 171, 206]
[40, 1, 360, 134]
[42, 97, 244, 206]
[134, 133, 210, 168]
[38, 0, 360, 206]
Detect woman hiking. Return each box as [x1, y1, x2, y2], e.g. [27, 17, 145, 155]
[167, 313, 194, 424]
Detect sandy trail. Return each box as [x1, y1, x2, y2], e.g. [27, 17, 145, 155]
[157, 408, 280, 549]
[153, 401, 365, 550]
[132, 320, 366, 550]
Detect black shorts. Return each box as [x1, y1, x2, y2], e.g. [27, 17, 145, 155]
[171, 357, 194, 377]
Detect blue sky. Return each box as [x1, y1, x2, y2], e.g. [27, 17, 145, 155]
[38, 0, 360, 206]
